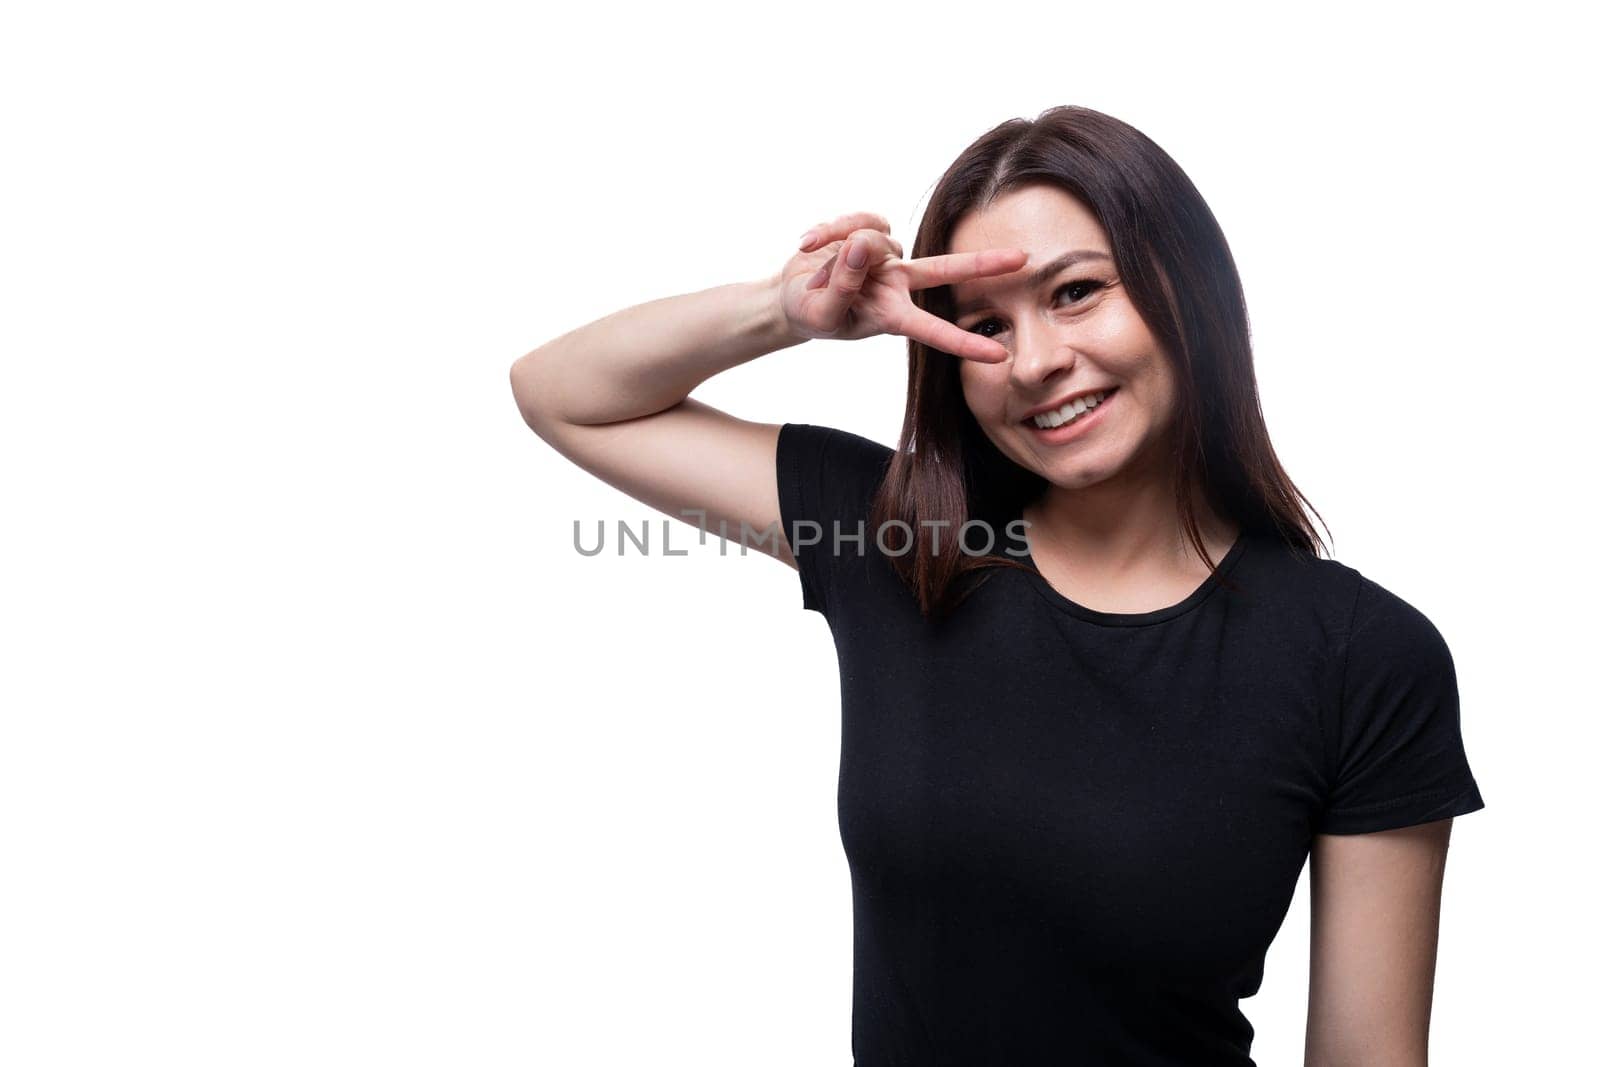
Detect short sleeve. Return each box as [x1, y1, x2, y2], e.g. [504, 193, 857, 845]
[1316, 574, 1486, 835]
[774, 422, 893, 617]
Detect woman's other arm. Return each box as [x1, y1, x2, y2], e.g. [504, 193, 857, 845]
[1304, 818, 1454, 1066]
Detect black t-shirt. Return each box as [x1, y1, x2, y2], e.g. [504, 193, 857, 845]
[774, 422, 1486, 1067]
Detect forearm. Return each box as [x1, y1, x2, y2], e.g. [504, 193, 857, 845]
[509, 272, 803, 429]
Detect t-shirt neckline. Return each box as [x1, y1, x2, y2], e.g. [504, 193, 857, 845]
[1012, 528, 1251, 628]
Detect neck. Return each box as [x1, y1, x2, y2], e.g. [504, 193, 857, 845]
[1023, 461, 1238, 575]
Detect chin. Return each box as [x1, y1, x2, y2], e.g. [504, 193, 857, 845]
[1038, 462, 1119, 490]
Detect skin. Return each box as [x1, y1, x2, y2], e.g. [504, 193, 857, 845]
[1306, 820, 1453, 1066]
[511, 204, 1458, 1065]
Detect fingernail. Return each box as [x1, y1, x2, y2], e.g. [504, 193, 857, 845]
[798, 230, 818, 249]
[846, 241, 868, 268]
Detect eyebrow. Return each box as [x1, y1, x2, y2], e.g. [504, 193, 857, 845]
[951, 249, 1113, 317]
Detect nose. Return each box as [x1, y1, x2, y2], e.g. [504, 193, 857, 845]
[1007, 317, 1076, 394]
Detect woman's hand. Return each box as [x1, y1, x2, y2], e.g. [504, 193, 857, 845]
[778, 211, 1028, 364]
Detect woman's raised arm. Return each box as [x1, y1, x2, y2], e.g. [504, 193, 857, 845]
[509, 270, 805, 565]
[507, 212, 1025, 568]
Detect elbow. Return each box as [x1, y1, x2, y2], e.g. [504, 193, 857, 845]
[509, 351, 555, 436]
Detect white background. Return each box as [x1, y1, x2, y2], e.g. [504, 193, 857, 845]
[3, 2, 1593, 1064]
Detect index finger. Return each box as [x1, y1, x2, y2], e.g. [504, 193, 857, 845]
[900, 248, 1029, 293]
[889, 303, 1011, 364]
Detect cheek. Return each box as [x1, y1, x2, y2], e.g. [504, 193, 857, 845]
[1091, 311, 1170, 395]
[960, 365, 1007, 419]
[1131, 359, 1181, 430]
[1094, 309, 1161, 370]
[1079, 289, 1158, 358]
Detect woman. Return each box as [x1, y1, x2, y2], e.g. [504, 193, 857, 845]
[509, 106, 1486, 1065]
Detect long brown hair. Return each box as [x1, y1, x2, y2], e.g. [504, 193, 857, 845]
[868, 105, 1329, 622]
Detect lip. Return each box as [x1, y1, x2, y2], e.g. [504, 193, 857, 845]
[1023, 386, 1117, 444]
[1018, 385, 1119, 423]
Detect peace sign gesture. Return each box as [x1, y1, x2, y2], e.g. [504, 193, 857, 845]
[779, 211, 1027, 364]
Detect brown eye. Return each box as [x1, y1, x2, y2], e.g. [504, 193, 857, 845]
[1060, 279, 1103, 303]
[966, 280, 1105, 338]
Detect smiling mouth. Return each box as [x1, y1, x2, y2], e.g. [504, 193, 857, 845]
[1022, 386, 1118, 430]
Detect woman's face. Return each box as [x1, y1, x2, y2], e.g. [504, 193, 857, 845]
[950, 184, 1180, 493]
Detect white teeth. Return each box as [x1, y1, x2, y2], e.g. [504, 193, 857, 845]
[1031, 390, 1111, 429]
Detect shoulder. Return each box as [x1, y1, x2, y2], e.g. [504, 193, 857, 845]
[1230, 530, 1361, 630]
[774, 423, 901, 616]
[1349, 569, 1450, 651]
[1338, 568, 1457, 701]
[778, 422, 895, 470]
[1236, 534, 1448, 655]
[1313, 558, 1480, 833]
[776, 423, 898, 505]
